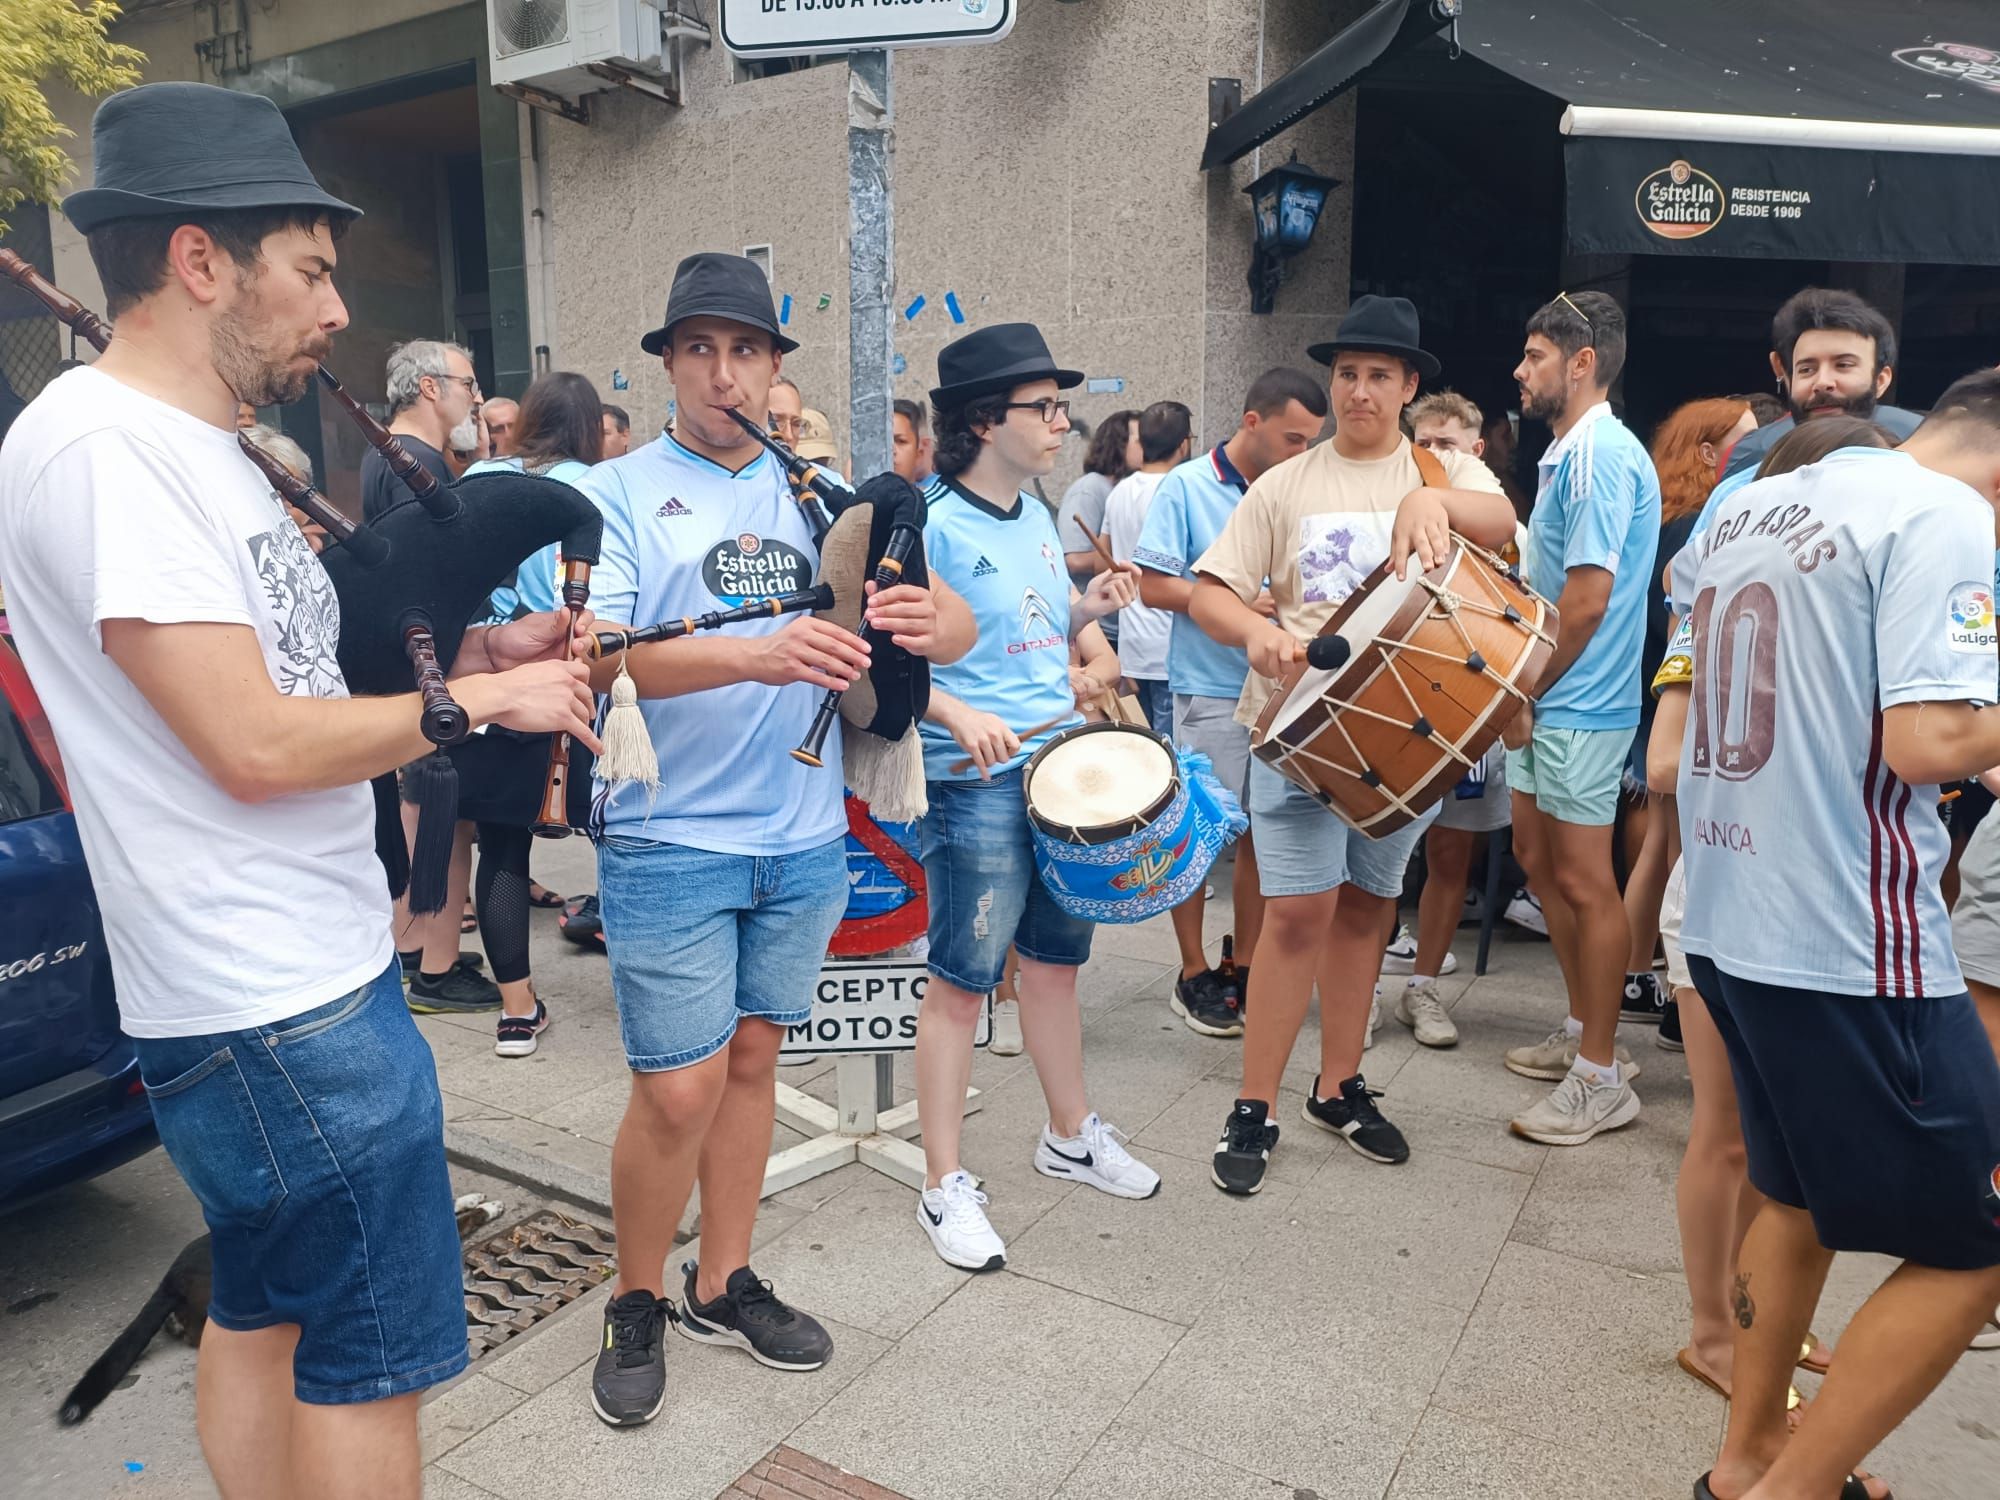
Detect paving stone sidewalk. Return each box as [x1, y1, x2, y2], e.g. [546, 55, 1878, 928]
[418, 841, 2000, 1500]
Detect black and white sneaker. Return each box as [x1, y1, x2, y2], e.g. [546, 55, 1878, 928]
[1301, 1074, 1409, 1164]
[675, 1261, 832, 1371]
[1211, 1098, 1279, 1195]
[495, 998, 551, 1057]
[1656, 998, 1684, 1052]
[1170, 969, 1243, 1037]
[590, 1288, 668, 1427]
[1621, 971, 1668, 1026]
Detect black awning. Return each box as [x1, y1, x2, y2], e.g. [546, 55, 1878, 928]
[1458, 1, 2000, 263]
[1199, 0, 1460, 172]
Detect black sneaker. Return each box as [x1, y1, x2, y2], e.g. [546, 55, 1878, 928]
[1621, 971, 1668, 1025]
[406, 964, 501, 1013]
[590, 1288, 668, 1427]
[1302, 1074, 1409, 1164]
[495, 998, 551, 1058]
[1171, 969, 1244, 1038]
[559, 894, 605, 949]
[1656, 998, 1684, 1052]
[1211, 1099, 1279, 1195]
[398, 948, 486, 983]
[675, 1261, 832, 1371]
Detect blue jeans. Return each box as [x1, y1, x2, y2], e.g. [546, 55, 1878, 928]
[920, 772, 1093, 993]
[1133, 678, 1174, 740]
[598, 834, 847, 1071]
[131, 963, 467, 1404]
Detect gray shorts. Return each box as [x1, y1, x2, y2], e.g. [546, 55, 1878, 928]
[1434, 744, 1511, 832]
[1247, 758, 1438, 899]
[1173, 693, 1251, 807]
[1951, 810, 2000, 988]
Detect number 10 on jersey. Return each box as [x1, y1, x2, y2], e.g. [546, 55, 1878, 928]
[1688, 583, 1779, 780]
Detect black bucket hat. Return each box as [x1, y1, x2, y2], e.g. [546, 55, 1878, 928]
[641, 252, 799, 356]
[930, 322, 1083, 410]
[1306, 294, 1439, 380]
[62, 83, 360, 235]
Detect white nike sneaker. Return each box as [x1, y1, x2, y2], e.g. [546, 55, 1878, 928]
[1379, 923, 1458, 977]
[1034, 1112, 1161, 1199]
[988, 998, 1023, 1056]
[918, 1170, 1005, 1271]
[1509, 1068, 1640, 1145]
[1503, 1028, 1642, 1083]
[1505, 890, 1548, 936]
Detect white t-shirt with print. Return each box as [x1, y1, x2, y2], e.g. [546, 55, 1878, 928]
[0, 368, 392, 1038]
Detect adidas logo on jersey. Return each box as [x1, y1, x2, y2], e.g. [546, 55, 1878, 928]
[971, 554, 999, 578]
[656, 497, 693, 518]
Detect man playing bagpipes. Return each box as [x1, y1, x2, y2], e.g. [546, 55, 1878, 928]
[575, 253, 974, 1428]
[0, 84, 600, 1500]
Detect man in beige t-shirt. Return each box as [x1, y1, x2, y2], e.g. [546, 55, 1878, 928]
[1190, 296, 1515, 1195]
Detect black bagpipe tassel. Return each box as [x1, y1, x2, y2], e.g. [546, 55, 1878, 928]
[406, 749, 460, 915]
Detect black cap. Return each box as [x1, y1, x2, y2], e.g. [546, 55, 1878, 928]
[62, 83, 359, 235]
[1305, 295, 1439, 379]
[930, 322, 1083, 410]
[641, 252, 798, 356]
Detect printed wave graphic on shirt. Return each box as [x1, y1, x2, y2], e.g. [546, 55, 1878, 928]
[655, 496, 693, 518]
[1011, 587, 1064, 654]
[1299, 517, 1387, 605]
[971, 554, 999, 578]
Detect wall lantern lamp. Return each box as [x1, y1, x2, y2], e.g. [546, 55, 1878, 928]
[1245, 153, 1341, 315]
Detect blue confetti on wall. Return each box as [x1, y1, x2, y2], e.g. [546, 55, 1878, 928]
[124, 1462, 145, 1474]
[903, 294, 927, 321]
[779, 293, 793, 326]
[892, 353, 908, 375]
[944, 291, 965, 324]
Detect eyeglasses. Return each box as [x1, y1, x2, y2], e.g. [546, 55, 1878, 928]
[999, 399, 1071, 425]
[769, 414, 805, 437]
[431, 373, 479, 396]
[1553, 290, 1595, 338]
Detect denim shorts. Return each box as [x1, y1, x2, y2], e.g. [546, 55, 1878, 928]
[1504, 723, 1629, 827]
[598, 834, 846, 1071]
[1247, 758, 1437, 899]
[130, 963, 467, 1405]
[920, 772, 1093, 993]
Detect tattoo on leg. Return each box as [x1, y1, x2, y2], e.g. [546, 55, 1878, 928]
[1732, 1273, 1755, 1329]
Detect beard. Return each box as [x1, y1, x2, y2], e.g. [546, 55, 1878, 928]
[448, 413, 482, 452]
[1519, 382, 1566, 424]
[1788, 386, 1879, 423]
[210, 282, 328, 407]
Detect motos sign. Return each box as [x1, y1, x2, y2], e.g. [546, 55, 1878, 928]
[778, 957, 991, 1061]
[720, 0, 1014, 57]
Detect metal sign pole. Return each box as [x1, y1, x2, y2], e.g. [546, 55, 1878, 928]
[847, 48, 894, 480]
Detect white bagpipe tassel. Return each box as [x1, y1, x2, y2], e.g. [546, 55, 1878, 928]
[595, 652, 659, 791]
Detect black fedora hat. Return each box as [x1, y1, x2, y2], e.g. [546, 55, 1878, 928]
[641, 253, 799, 356]
[1305, 295, 1439, 380]
[62, 83, 359, 235]
[930, 323, 1083, 410]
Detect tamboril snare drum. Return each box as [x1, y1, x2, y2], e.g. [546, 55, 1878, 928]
[1252, 536, 1557, 837]
[1023, 723, 1247, 924]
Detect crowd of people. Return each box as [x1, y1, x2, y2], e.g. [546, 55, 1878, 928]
[5, 81, 2000, 1500]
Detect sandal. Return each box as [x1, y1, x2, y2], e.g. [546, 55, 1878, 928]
[1695, 1473, 1887, 1500]
[1676, 1348, 1803, 1413]
[1798, 1333, 1834, 1375]
[527, 881, 565, 909]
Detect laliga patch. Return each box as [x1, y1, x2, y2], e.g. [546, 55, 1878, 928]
[1946, 580, 1998, 654]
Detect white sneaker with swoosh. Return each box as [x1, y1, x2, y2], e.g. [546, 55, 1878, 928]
[918, 1170, 1005, 1271]
[1034, 1112, 1161, 1199]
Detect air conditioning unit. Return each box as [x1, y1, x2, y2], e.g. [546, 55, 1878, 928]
[488, 0, 707, 119]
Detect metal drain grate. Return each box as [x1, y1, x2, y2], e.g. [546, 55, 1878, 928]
[462, 1210, 616, 1358]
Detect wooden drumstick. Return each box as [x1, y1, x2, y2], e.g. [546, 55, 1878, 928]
[1074, 519, 1119, 573]
[948, 711, 1071, 775]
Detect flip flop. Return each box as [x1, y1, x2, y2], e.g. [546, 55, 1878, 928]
[1798, 1334, 1834, 1375]
[1676, 1349, 1802, 1412]
[1694, 1472, 1888, 1500]
[527, 882, 565, 909]
[461, 911, 479, 933]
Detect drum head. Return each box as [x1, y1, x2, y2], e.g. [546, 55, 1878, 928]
[1027, 725, 1175, 835]
[1267, 565, 1425, 741]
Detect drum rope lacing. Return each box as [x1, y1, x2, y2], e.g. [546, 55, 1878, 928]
[1265, 557, 1554, 824]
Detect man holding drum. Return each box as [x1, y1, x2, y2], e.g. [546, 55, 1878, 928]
[912, 322, 1160, 1272]
[1502, 291, 1660, 1147]
[1190, 297, 1515, 1195]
